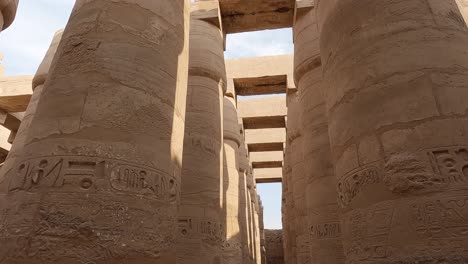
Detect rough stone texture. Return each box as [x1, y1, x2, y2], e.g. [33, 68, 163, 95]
[0, 0, 18, 31]
[265, 229, 285, 264]
[0, 29, 63, 186]
[294, 6, 345, 264]
[317, 0, 468, 263]
[223, 96, 243, 264]
[0, 0, 190, 263]
[177, 18, 225, 264]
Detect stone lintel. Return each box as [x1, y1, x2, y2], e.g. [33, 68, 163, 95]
[238, 96, 287, 118]
[219, 0, 295, 34]
[226, 55, 295, 94]
[243, 116, 286, 130]
[245, 127, 286, 143]
[0, 109, 20, 132]
[0, 75, 33, 112]
[254, 167, 283, 183]
[250, 151, 284, 163]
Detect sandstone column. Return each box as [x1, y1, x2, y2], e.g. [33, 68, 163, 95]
[250, 170, 262, 264]
[258, 197, 268, 264]
[239, 141, 253, 263]
[223, 96, 243, 264]
[282, 141, 293, 264]
[0, 29, 64, 178]
[177, 17, 225, 264]
[0, 0, 190, 263]
[246, 167, 258, 264]
[317, 0, 468, 262]
[287, 92, 309, 264]
[294, 6, 345, 264]
[285, 93, 297, 264]
[0, 0, 18, 32]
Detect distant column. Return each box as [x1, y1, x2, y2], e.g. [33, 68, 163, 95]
[318, 0, 468, 262]
[246, 167, 258, 264]
[223, 96, 243, 264]
[282, 141, 293, 264]
[287, 92, 309, 264]
[177, 17, 225, 264]
[0, 0, 18, 32]
[0, 0, 190, 263]
[285, 93, 297, 264]
[0, 29, 63, 178]
[294, 5, 345, 264]
[239, 141, 253, 263]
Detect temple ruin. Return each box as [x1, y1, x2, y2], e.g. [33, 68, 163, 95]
[1, 0, 468, 263]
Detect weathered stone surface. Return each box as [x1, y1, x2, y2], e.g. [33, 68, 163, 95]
[223, 96, 243, 264]
[0, 0, 190, 263]
[318, 0, 468, 262]
[294, 5, 345, 264]
[0, 0, 18, 31]
[265, 229, 285, 264]
[177, 18, 225, 264]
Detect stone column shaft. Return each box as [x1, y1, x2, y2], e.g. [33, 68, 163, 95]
[294, 6, 345, 264]
[223, 96, 243, 264]
[285, 93, 297, 264]
[318, 0, 468, 262]
[239, 141, 253, 263]
[287, 92, 309, 264]
[0, 0, 190, 263]
[177, 17, 225, 264]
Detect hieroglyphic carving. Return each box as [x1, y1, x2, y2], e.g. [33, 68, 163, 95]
[190, 136, 219, 157]
[178, 217, 225, 242]
[343, 202, 394, 263]
[0, 193, 173, 262]
[310, 222, 341, 240]
[338, 166, 381, 208]
[428, 147, 468, 184]
[7, 156, 178, 202]
[409, 194, 468, 239]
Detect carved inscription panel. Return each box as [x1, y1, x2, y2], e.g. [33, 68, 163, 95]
[7, 156, 178, 202]
[178, 217, 225, 242]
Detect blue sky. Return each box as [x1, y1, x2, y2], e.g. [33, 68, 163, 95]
[0, 0, 292, 229]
